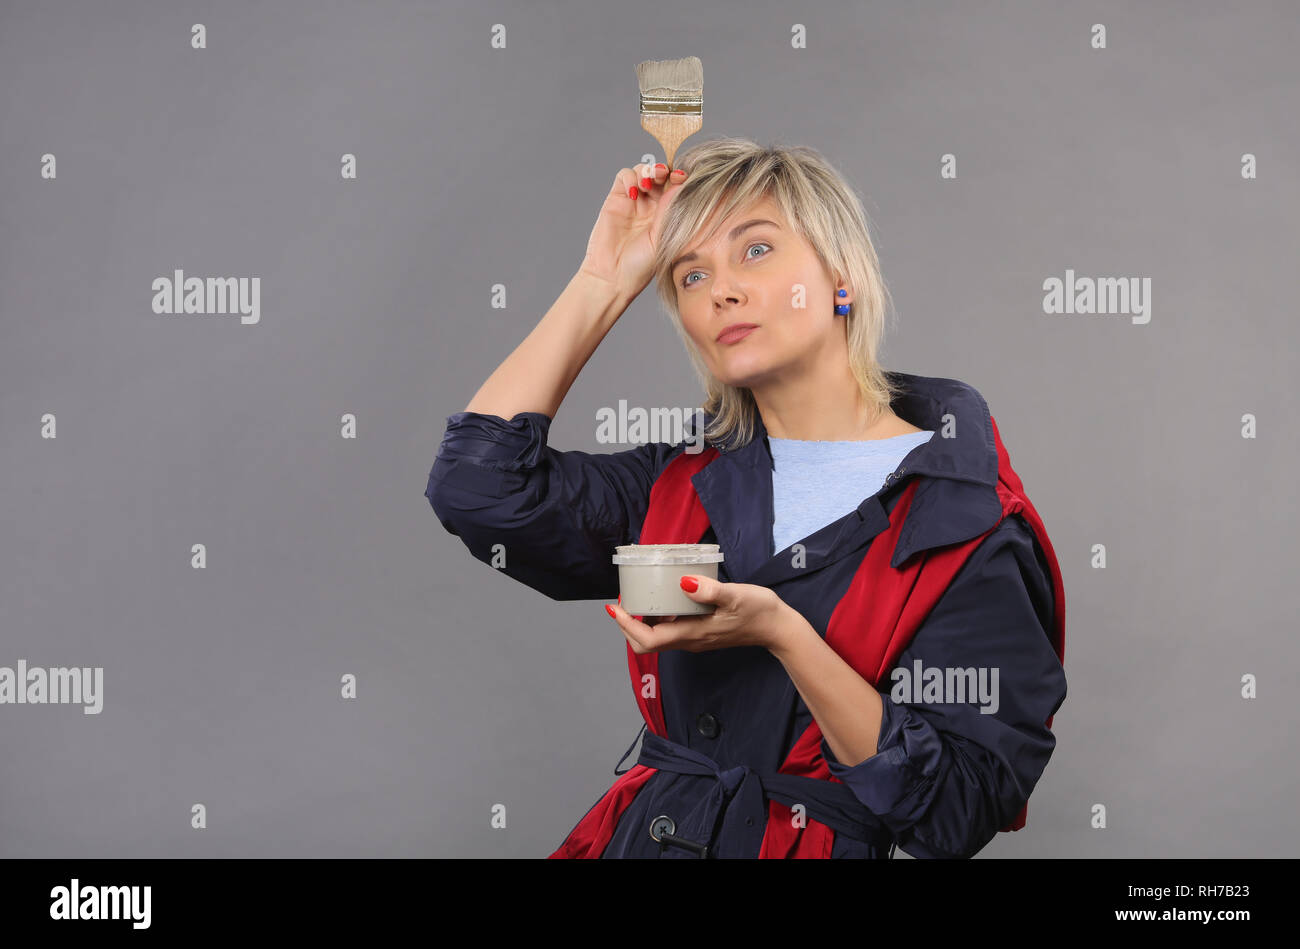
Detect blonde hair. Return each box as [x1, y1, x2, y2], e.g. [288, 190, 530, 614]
[652, 137, 903, 451]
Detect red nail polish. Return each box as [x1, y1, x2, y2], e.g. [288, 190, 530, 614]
[641, 177, 653, 190]
[679, 576, 698, 593]
[628, 186, 638, 200]
[655, 163, 666, 171]
[605, 603, 616, 617]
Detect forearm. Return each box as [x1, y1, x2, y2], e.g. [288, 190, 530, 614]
[463, 270, 630, 421]
[767, 605, 883, 767]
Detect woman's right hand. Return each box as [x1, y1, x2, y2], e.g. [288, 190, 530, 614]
[578, 162, 689, 304]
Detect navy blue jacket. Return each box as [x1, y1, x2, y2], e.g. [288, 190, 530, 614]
[425, 370, 1067, 858]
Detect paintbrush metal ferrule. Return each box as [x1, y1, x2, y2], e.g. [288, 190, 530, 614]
[639, 95, 703, 114]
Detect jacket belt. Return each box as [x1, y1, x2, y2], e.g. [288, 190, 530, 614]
[626, 728, 887, 855]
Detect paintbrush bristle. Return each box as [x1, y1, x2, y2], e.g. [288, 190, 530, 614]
[636, 56, 703, 101]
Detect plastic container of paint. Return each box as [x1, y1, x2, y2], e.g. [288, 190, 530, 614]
[611, 544, 725, 616]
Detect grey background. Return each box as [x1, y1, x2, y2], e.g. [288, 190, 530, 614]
[1, 0, 1296, 858]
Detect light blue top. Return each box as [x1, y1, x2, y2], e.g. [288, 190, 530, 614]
[768, 430, 935, 553]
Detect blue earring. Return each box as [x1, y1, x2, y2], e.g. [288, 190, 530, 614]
[834, 288, 850, 316]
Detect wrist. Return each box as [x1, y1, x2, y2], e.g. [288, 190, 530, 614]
[572, 267, 634, 316]
[765, 600, 814, 658]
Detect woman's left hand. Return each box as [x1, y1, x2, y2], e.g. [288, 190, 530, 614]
[605, 575, 789, 654]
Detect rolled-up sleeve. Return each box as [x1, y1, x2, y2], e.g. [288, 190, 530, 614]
[819, 515, 1066, 858]
[424, 411, 682, 601]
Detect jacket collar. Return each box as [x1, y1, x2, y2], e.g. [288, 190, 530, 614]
[686, 370, 1005, 584]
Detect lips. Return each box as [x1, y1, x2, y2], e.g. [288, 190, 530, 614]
[716, 324, 758, 345]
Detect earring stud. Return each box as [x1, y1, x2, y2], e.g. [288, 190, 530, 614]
[834, 288, 849, 316]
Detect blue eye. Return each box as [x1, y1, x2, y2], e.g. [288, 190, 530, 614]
[681, 242, 771, 288]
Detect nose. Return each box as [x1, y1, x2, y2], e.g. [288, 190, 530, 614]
[710, 273, 745, 307]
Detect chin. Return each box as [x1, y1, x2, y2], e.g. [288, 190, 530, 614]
[710, 353, 778, 390]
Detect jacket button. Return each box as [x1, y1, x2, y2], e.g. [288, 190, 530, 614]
[649, 814, 676, 842]
[696, 712, 720, 739]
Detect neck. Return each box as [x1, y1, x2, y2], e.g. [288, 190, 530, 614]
[752, 358, 892, 442]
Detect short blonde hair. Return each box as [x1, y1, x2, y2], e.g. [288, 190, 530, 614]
[652, 137, 903, 451]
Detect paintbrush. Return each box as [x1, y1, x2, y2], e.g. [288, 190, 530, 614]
[636, 56, 703, 170]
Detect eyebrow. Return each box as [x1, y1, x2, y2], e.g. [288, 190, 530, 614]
[671, 219, 781, 275]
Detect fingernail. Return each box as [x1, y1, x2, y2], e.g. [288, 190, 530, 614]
[654, 163, 666, 171]
[641, 177, 653, 190]
[679, 576, 698, 592]
[628, 186, 638, 200]
[671, 169, 686, 178]
[605, 603, 616, 617]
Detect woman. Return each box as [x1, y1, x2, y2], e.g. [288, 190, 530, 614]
[426, 138, 1066, 859]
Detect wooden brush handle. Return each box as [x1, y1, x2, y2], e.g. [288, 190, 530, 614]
[640, 113, 703, 170]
